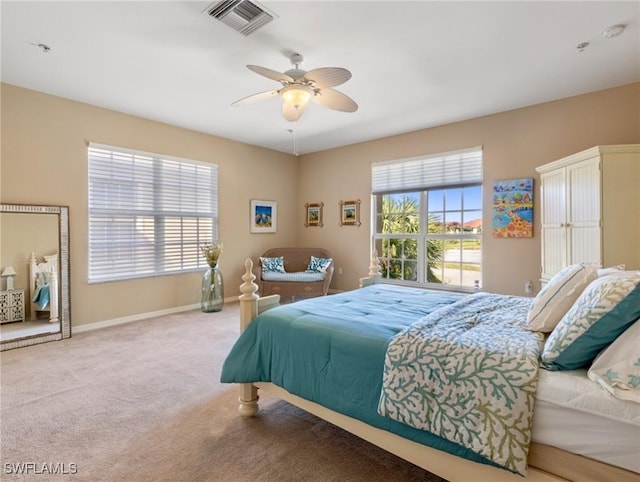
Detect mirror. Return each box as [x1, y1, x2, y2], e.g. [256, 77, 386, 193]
[0, 204, 70, 350]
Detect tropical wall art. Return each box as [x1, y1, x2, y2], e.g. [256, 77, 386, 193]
[250, 199, 277, 233]
[492, 178, 533, 238]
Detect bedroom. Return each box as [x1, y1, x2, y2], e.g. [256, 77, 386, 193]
[1, 1, 639, 480]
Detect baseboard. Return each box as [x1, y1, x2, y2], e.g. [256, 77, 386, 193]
[72, 297, 238, 334]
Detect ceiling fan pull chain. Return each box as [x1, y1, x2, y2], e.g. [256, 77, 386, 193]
[287, 129, 298, 156]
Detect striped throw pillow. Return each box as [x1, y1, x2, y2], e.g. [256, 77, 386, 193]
[525, 263, 597, 333]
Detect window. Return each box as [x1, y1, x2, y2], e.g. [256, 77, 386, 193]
[88, 143, 218, 283]
[372, 147, 482, 291]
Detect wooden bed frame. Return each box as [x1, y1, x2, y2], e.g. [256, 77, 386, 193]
[236, 257, 639, 482]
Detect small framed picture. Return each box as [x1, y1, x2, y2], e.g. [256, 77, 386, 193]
[339, 199, 361, 226]
[250, 200, 277, 233]
[305, 202, 324, 227]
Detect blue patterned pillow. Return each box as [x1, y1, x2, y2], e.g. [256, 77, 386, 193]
[305, 256, 332, 273]
[259, 256, 286, 273]
[541, 273, 640, 371]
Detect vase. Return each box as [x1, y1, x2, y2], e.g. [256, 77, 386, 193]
[201, 265, 224, 312]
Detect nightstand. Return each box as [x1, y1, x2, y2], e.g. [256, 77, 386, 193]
[0, 289, 25, 323]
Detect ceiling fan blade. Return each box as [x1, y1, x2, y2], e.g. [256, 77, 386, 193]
[304, 67, 351, 88]
[231, 90, 278, 106]
[282, 102, 306, 122]
[247, 65, 294, 83]
[312, 88, 358, 112]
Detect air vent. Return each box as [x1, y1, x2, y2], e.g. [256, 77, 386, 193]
[203, 0, 278, 36]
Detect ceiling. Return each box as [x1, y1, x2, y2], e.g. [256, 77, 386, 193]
[2, 1, 639, 155]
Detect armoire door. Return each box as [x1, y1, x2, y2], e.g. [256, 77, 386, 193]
[566, 157, 601, 266]
[540, 168, 567, 280]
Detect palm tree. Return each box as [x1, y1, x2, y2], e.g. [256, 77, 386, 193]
[378, 194, 442, 283]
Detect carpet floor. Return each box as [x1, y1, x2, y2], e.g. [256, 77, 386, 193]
[0, 302, 446, 481]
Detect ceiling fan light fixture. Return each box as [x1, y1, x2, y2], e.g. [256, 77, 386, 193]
[280, 85, 312, 109]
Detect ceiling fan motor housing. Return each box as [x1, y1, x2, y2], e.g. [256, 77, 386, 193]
[284, 53, 306, 80]
[284, 68, 306, 81]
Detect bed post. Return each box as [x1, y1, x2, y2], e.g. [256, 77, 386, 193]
[359, 249, 382, 287]
[368, 249, 381, 277]
[48, 268, 59, 323]
[238, 258, 260, 417]
[29, 253, 37, 321]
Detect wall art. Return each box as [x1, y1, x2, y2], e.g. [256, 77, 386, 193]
[305, 202, 323, 227]
[492, 178, 533, 238]
[250, 199, 277, 233]
[339, 199, 361, 226]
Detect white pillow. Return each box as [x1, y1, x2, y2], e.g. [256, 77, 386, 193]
[525, 263, 598, 333]
[599, 269, 640, 278]
[588, 320, 640, 404]
[597, 264, 625, 277]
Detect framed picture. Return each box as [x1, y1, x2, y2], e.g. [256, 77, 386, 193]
[492, 178, 533, 238]
[339, 199, 361, 226]
[305, 202, 324, 227]
[250, 199, 277, 233]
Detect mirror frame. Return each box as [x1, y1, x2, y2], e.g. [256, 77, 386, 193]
[1, 203, 70, 350]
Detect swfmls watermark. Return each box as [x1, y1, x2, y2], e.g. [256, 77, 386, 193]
[4, 462, 78, 476]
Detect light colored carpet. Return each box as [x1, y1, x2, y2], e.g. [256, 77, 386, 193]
[0, 302, 446, 481]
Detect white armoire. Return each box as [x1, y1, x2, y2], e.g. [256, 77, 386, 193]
[536, 144, 640, 284]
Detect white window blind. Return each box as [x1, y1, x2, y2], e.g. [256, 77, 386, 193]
[372, 146, 483, 194]
[88, 143, 218, 283]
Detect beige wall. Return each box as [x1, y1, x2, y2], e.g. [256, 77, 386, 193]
[1, 84, 298, 326]
[2, 82, 639, 328]
[297, 82, 640, 295]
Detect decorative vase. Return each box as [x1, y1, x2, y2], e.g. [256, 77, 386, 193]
[201, 265, 224, 312]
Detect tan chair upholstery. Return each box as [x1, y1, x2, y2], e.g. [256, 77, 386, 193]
[252, 247, 334, 300]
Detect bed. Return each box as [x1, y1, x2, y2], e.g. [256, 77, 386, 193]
[28, 252, 59, 323]
[222, 258, 640, 482]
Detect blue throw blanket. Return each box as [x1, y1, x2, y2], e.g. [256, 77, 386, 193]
[32, 284, 50, 310]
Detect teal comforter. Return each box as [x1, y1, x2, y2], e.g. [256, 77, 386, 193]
[220, 284, 497, 468]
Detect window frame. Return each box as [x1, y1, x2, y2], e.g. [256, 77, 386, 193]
[372, 147, 483, 291]
[87, 143, 218, 284]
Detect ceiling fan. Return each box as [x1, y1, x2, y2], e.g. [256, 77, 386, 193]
[231, 53, 358, 122]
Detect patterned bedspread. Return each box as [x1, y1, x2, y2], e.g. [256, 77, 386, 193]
[378, 293, 543, 475]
